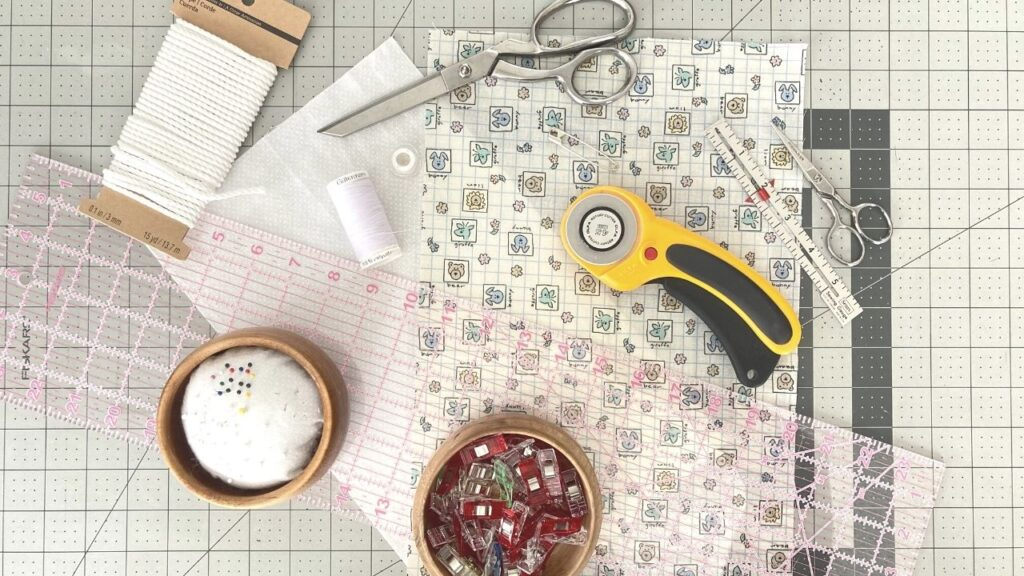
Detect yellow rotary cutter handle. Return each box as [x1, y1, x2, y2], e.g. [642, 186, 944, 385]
[560, 186, 801, 388]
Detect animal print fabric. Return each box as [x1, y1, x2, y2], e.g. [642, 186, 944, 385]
[421, 31, 808, 406]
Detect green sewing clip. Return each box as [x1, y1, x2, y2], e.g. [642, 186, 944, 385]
[493, 460, 515, 506]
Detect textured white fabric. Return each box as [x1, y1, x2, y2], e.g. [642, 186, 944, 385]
[181, 347, 323, 490]
[207, 39, 425, 277]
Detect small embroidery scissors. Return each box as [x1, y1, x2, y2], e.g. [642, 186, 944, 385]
[773, 124, 893, 267]
[319, 0, 637, 138]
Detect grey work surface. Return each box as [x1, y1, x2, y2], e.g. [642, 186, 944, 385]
[0, 0, 1021, 574]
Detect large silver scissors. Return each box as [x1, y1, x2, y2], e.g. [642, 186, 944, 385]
[773, 124, 893, 267]
[319, 0, 637, 138]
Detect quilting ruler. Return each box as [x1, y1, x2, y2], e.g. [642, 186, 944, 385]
[0, 155, 366, 521]
[706, 120, 862, 325]
[159, 195, 941, 573]
[4, 158, 944, 575]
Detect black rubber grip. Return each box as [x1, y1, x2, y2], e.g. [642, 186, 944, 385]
[665, 244, 793, 345]
[657, 277, 780, 388]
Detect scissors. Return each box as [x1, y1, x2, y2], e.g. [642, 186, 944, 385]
[772, 124, 893, 267]
[319, 0, 637, 138]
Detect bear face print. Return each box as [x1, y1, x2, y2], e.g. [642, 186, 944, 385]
[724, 93, 748, 118]
[773, 371, 796, 393]
[581, 103, 607, 118]
[646, 182, 671, 207]
[450, 84, 475, 105]
[635, 541, 660, 564]
[444, 259, 469, 284]
[575, 272, 599, 295]
[521, 172, 546, 197]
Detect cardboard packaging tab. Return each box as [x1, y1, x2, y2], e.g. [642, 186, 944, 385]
[80, 188, 193, 260]
[171, 0, 310, 68]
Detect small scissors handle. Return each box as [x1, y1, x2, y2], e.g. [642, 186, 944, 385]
[491, 46, 636, 105]
[821, 193, 893, 267]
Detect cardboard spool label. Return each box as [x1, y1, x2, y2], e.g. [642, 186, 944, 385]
[80, 189, 193, 260]
[171, 0, 310, 69]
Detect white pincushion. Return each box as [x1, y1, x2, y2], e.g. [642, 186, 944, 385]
[181, 346, 323, 489]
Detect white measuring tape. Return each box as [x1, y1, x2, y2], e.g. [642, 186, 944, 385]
[707, 120, 863, 325]
[102, 20, 277, 227]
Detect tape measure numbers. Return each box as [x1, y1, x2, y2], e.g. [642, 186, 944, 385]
[706, 120, 863, 325]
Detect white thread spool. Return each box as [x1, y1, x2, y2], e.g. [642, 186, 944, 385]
[102, 20, 277, 226]
[327, 172, 402, 269]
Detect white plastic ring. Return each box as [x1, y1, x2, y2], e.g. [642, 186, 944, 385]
[391, 147, 418, 176]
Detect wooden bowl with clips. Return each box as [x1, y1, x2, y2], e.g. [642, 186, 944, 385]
[157, 327, 348, 508]
[412, 414, 602, 576]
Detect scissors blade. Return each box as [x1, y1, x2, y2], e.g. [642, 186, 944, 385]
[771, 124, 836, 197]
[320, 51, 499, 138]
[318, 73, 455, 138]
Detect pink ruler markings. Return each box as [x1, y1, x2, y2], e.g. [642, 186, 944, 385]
[414, 292, 944, 575]
[168, 208, 944, 575]
[3, 158, 944, 574]
[159, 215, 430, 540]
[0, 155, 365, 520]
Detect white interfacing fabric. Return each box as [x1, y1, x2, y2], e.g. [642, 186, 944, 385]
[205, 39, 425, 277]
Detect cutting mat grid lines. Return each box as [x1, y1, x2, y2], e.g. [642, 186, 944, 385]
[1, 0, 1022, 574]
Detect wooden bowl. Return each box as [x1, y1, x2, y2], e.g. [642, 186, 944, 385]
[412, 414, 601, 576]
[157, 327, 348, 508]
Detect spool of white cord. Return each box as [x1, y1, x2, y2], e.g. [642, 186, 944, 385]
[102, 20, 277, 227]
[326, 172, 402, 269]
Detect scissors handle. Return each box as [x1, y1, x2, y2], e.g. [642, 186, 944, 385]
[491, 47, 637, 105]
[849, 202, 893, 245]
[530, 0, 636, 55]
[826, 217, 867, 268]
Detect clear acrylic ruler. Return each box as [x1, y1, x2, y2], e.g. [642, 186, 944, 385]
[0, 155, 367, 520]
[3, 158, 943, 575]
[163, 198, 942, 573]
[707, 120, 863, 325]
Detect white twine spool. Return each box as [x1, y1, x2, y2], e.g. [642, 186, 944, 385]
[327, 172, 402, 269]
[102, 20, 277, 226]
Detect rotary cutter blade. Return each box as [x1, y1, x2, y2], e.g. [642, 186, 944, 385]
[561, 186, 801, 388]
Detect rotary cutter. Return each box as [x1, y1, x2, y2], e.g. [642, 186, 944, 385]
[561, 186, 801, 388]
